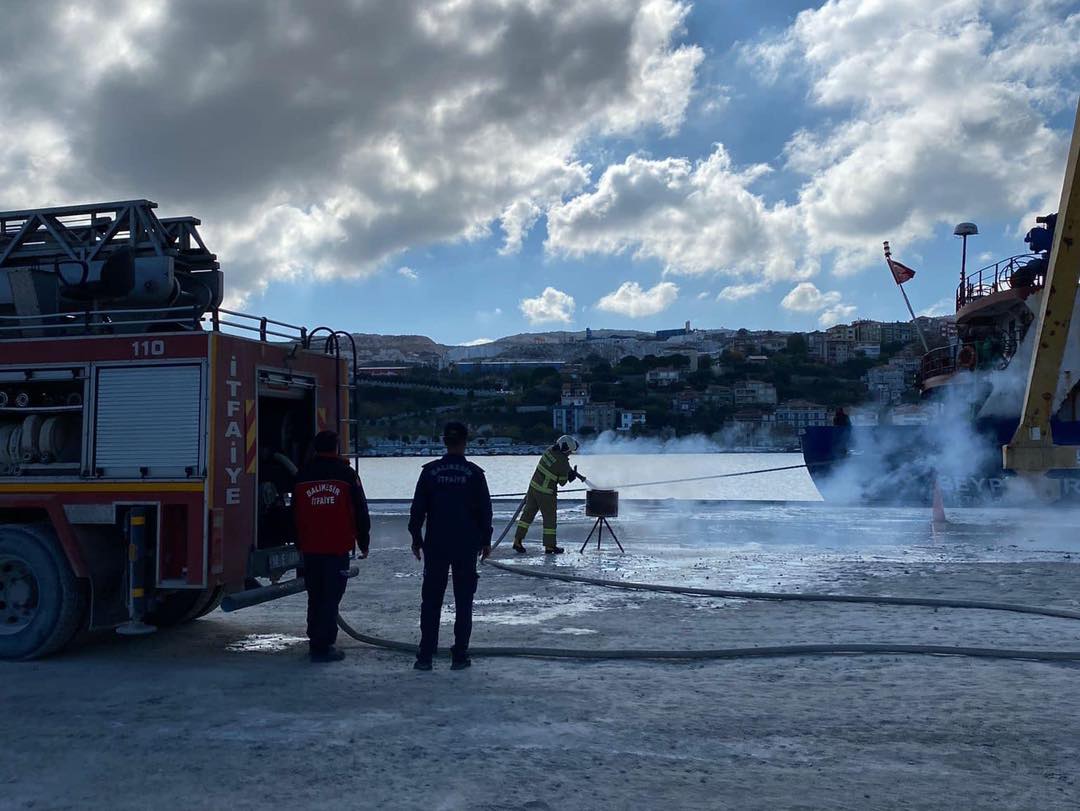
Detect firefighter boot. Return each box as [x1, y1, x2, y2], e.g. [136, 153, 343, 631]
[311, 646, 346, 663]
[544, 546, 565, 555]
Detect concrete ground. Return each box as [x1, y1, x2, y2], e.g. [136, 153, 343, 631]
[3, 511, 1080, 810]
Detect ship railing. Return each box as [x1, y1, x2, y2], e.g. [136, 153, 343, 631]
[918, 345, 956, 384]
[917, 331, 1023, 387]
[956, 253, 1043, 309]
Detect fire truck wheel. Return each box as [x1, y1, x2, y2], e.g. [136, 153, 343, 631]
[191, 586, 226, 620]
[145, 590, 212, 627]
[145, 585, 225, 627]
[0, 524, 87, 660]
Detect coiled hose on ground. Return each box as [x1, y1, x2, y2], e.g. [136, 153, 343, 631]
[337, 483, 1080, 664]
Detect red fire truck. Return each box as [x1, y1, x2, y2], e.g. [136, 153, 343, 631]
[0, 200, 351, 659]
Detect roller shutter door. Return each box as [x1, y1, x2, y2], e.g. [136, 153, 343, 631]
[94, 364, 203, 477]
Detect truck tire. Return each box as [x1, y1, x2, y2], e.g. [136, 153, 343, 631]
[191, 586, 225, 620]
[0, 524, 87, 660]
[145, 586, 225, 627]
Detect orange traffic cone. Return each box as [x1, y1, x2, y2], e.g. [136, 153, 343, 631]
[931, 478, 947, 533]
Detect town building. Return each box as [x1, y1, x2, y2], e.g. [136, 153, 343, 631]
[825, 339, 852, 365]
[646, 367, 682, 387]
[734, 379, 778, 405]
[827, 324, 856, 342]
[561, 382, 590, 406]
[852, 319, 883, 344]
[730, 408, 777, 429]
[703, 384, 734, 405]
[774, 400, 831, 431]
[552, 401, 618, 433]
[881, 321, 917, 345]
[656, 320, 692, 340]
[863, 357, 919, 403]
[618, 410, 647, 431]
[671, 390, 701, 415]
[453, 360, 566, 375]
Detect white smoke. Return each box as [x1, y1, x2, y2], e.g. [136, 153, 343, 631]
[979, 288, 1080, 419]
[580, 431, 722, 455]
[580, 427, 786, 455]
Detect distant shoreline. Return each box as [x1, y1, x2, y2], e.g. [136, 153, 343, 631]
[353, 446, 798, 458]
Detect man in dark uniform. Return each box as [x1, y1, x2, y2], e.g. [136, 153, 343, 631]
[293, 430, 370, 663]
[408, 422, 493, 671]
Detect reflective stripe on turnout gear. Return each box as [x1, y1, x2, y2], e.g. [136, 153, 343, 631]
[530, 449, 569, 494]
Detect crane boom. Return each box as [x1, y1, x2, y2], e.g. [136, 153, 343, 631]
[1003, 97, 1080, 485]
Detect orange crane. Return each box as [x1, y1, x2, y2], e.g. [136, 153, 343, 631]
[1003, 98, 1080, 496]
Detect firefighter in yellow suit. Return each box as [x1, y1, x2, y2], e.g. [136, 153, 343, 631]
[513, 435, 582, 555]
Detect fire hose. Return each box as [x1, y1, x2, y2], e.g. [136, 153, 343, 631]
[486, 462, 816, 499]
[334, 466, 1080, 664]
[336, 512, 1080, 664]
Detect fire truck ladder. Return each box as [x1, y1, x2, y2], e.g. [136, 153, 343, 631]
[304, 328, 364, 456]
[0, 199, 221, 336]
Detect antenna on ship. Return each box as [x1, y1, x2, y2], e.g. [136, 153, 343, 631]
[953, 222, 978, 307]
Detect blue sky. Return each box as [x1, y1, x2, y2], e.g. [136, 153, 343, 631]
[3, 1, 1079, 345]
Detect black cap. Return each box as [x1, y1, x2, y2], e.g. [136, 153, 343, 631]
[443, 421, 468, 443]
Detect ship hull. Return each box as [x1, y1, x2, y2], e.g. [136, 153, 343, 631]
[802, 420, 1080, 505]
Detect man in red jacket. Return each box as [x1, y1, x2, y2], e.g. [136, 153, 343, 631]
[293, 430, 370, 663]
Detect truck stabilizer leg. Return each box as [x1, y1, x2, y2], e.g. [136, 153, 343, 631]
[116, 508, 156, 637]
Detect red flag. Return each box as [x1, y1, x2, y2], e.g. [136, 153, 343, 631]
[888, 257, 916, 285]
[883, 241, 916, 285]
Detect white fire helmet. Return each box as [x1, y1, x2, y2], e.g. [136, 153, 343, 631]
[556, 435, 579, 454]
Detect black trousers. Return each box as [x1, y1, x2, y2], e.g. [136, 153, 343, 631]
[418, 554, 479, 661]
[304, 552, 350, 654]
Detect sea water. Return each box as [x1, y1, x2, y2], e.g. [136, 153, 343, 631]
[356, 452, 1080, 569]
[355, 452, 817, 501]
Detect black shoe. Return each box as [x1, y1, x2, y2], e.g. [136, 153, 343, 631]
[544, 546, 565, 555]
[310, 647, 345, 663]
[512, 542, 527, 554]
[413, 659, 433, 671]
[450, 657, 471, 671]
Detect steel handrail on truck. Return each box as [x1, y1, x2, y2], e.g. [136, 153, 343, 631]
[0, 306, 311, 343]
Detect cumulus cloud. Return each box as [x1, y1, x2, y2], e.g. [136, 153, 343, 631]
[546, 146, 810, 283]
[755, 0, 1079, 274]
[596, 281, 679, 317]
[696, 291, 711, 300]
[397, 266, 419, 281]
[548, 0, 1079, 296]
[818, 304, 858, 328]
[0, 0, 702, 300]
[781, 282, 841, 313]
[717, 282, 769, 302]
[460, 338, 494, 346]
[781, 282, 856, 326]
[520, 287, 576, 325]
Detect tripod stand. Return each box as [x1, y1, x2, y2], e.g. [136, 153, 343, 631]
[580, 515, 624, 553]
